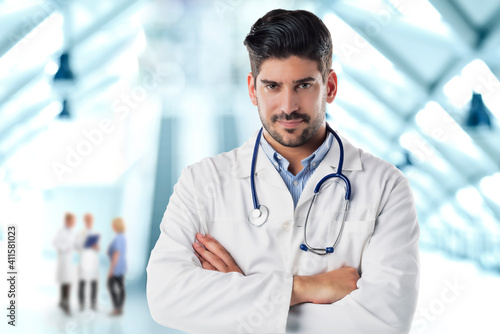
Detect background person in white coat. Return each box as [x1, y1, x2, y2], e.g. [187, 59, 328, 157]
[53, 212, 76, 315]
[75, 213, 100, 311]
[147, 9, 419, 334]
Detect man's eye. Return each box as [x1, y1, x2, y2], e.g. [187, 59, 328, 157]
[299, 83, 311, 89]
[266, 84, 278, 90]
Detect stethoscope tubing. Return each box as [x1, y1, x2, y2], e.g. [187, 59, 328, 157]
[248, 123, 352, 255]
[302, 197, 350, 255]
[250, 128, 264, 210]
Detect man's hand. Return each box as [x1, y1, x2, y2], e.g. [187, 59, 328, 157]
[193, 233, 357, 305]
[291, 267, 360, 306]
[193, 233, 244, 275]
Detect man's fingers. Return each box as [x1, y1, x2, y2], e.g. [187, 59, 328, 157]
[194, 251, 217, 271]
[194, 233, 243, 274]
[196, 233, 238, 268]
[193, 242, 229, 272]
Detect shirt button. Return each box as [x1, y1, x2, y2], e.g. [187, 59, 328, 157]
[281, 222, 291, 231]
[293, 180, 299, 186]
[312, 162, 317, 167]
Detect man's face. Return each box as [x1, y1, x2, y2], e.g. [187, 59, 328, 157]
[66, 216, 75, 228]
[247, 56, 337, 148]
[84, 214, 93, 229]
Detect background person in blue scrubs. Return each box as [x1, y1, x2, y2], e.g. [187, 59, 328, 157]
[107, 217, 127, 316]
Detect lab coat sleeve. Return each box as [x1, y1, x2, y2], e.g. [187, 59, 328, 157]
[53, 229, 73, 252]
[74, 231, 84, 251]
[294, 176, 419, 333]
[146, 167, 293, 334]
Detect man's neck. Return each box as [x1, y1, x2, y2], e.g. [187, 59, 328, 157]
[263, 125, 327, 176]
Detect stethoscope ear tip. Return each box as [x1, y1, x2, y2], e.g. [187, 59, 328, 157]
[326, 247, 334, 253]
[300, 244, 308, 251]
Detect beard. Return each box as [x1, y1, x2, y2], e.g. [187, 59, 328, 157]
[257, 96, 326, 148]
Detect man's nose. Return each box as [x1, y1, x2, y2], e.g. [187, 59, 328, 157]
[281, 88, 299, 114]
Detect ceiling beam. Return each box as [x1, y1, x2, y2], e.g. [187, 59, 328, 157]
[428, 0, 478, 48]
[325, 0, 500, 224]
[0, 1, 56, 58]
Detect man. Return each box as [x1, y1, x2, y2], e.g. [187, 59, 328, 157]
[147, 9, 419, 334]
[53, 212, 76, 315]
[75, 213, 100, 311]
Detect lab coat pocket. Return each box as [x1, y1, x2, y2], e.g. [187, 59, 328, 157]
[327, 218, 375, 271]
[300, 212, 337, 249]
[295, 215, 375, 275]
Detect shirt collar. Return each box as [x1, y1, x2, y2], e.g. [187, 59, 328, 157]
[259, 131, 333, 174]
[232, 125, 362, 178]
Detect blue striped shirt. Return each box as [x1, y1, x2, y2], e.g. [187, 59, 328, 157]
[260, 132, 334, 208]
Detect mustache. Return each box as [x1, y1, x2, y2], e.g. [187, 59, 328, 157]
[271, 112, 310, 123]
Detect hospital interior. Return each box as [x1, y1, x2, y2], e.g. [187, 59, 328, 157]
[0, 0, 500, 333]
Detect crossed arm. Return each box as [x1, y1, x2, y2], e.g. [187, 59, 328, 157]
[193, 232, 360, 306]
[148, 168, 419, 333]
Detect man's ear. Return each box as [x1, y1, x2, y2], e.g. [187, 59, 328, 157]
[247, 72, 258, 106]
[326, 69, 337, 103]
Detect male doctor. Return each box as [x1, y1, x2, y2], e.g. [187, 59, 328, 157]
[147, 9, 419, 334]
[54, 212, 76, 315]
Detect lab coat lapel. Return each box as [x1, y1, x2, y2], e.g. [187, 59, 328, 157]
[232, 130, 290, 194]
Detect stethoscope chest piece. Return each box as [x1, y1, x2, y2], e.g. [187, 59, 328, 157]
[248, 205, 269, 226]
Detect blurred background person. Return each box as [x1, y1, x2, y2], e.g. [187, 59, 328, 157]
[53, 212, 76, 315]
[75, 213, 100, 311]
[107, 217, 127, 316]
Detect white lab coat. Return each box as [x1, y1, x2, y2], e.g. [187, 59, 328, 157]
[53, 226, 76, 284]
[75, 229, 100, 281]
[147, 130, 420, 334]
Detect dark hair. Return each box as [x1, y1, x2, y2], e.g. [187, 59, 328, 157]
[243, 9, 332, 84]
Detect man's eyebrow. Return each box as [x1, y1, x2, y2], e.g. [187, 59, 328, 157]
[293, 77, 316, 84]
[259, 77, 316, 85]
[260, 79, 281, 85]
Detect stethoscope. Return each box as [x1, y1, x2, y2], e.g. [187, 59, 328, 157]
[248, 124, 351, 255]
